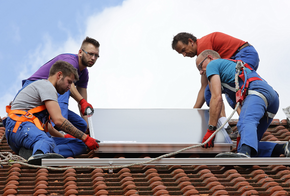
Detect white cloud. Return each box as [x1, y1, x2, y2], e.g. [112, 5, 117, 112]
[2, 0, 290, 122]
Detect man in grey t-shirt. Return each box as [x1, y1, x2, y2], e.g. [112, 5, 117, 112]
[4, 61, 99, 165]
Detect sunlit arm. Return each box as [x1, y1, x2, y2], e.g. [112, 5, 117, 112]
[208, 74, 223, 126]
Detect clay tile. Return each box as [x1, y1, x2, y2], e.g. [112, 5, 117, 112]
[173, 172, 187, 180]
[273, 125, 285, 132]
[33, 189, 47, 196]
[261, 181, 279, 188]
[93, 184, 108, 193]
[223, 169, 238, 176]
[249, 169, 265, 176]
[145, 172, 159, 180]
[262, 131, 271, 136]
[35, 180, 48, 186]
[252, 174, 269, 181]
[147, 176, 162, 184]
[193, 165, 209, 172]
[183, 188, 199, 196]
[9, 163, 22, 169]
[229, 175, 245, 183]
[120, 180, 135, 189]
[197, 169, 211, 176]
[276, 129, 288, 135]
[257, 176, 274, 185]
[8, 167, 21, 173]
[266, 185, 283, 194]
[202, 177, 219, 184]
[284, 178, 290, 184]
[271, 165, 287, 172]
[270, 190, 288, 196]
[153, 189, 169, 196]
[280, 174, 290, 181]
[152, 185, 167, 193]
[93, 181, 106, 188]
[124, 189, 139, 196]
[233, 181, 250, 189]
[119, 172, 132, 179]
[36, 168, 48, 174]
[91, 168, 104, 175]
[280, 119, 288, 125]
[3, 184, 17, 192]
[200, 172, 215, 180]
[240, 189, 259, 196]
[63, 168, 76, 175]
[118, 168, 131, 175]
[175, 176, 191, 184]
[211, 189, 229, 196]
[177, 181, 191, 189]
[6, 175, 19, 182]
[65, 184, 78, 192]
[64, 181, 77, 188]
[237, 185, 254, 193]
[8, 172, 20, 178]
[205, 181, 221, 190]
[36, 172, 48, 178]
[35, 175, 48, 182]
[149, 181, 164, 189]
[34, 184, 47, 191]
[64, 172, 77, 178]
[144, 168, 158, 175]
[3, 188, 17, 195]
[92, 172, 105, 179]
[181, 185, 196, 193]
[142, 165, 156, 170]
[120, 176, 134, 184]
[6, 180, 19, 186]
[271, 119, 280, 125]
[63, 176, 77, 183]
[170, 168, 185, 176]
[64, 189, 78, 196]
[124, 184, 137, 192]
[209, 185, 226, 193]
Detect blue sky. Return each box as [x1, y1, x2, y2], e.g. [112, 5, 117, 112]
[1, 0, 290, 121]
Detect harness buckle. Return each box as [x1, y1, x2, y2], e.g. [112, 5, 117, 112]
[24, 111, 33, 119]
[236, 89, 245, 104]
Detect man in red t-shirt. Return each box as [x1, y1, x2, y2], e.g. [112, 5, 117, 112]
[172, 32, 260, 138]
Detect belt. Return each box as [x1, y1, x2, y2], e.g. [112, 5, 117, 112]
[238, 42, 250, 51]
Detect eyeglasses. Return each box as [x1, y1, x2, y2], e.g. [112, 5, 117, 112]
[82, 49, 99, 58]
[197, 56, 208, 71]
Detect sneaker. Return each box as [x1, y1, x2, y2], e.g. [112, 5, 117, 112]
[284, 141, 290, 157]
[215, 152, 250, 158]
[229, 131, 239, 140]
[28, 153, 64, 165]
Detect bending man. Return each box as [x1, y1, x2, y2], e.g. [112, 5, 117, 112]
[172, 32, 259, 137]
[4, 61, 99, 165]
[196, 50, 289, 158]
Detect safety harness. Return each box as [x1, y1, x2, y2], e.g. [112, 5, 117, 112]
[221, 60, 275, 119]
[6, 105, 51, 133]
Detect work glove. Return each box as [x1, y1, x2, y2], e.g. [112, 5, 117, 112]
[202, 129, 216, 148]
[83, 135, 99, 150]
[79, 98, 94, 116]
[64, 134, 75, 139]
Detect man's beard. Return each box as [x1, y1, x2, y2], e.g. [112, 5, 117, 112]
[81, 55, 90, 67]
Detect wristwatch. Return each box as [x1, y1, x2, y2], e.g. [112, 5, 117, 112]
[208, 125, 217, 131]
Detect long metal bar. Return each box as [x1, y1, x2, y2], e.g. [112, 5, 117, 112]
[42, 157, 290, 166]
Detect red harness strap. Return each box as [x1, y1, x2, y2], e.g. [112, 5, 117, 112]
[6, 105, 50, 133]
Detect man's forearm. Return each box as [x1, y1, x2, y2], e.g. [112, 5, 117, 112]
[57, 119, 86, 140]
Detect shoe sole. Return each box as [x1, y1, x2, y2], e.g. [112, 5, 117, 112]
[28, 153, 64, 165]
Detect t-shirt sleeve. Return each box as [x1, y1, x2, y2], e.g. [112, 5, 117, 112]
[206, 61, 220, 80]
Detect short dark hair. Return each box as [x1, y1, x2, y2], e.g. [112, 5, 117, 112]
[81, 36, 100, 49]
[172, 32, 197, 50]
[49, 60, 79, 81]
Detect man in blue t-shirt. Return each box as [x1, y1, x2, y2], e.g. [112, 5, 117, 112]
[196, 49, 289, 158]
